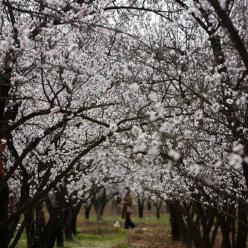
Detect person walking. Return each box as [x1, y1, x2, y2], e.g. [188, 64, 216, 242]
[122, 187, 135, 229]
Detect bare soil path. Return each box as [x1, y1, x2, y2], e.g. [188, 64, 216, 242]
[129, 224, 185, 248]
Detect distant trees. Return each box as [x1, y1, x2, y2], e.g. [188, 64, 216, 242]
[109, 0, 248, 247]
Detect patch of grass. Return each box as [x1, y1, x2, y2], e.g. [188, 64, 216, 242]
[63, 231, 129, 248]
[77, 230, 127, 241]
[72, 225, 129, 248]
[16, 239, 27, 248]
[133, 214, 170, 226]
[16, 212, 169, 247]
[78, 212, 169, 227]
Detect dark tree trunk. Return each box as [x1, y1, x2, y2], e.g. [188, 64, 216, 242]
[8, 219, 26, 248]
[43, 194, 65, 248]
[0, 65, 12, 137]
[218, 213, 232, 248]
[193, 202, 216, 248]
[94, 188, 108, 221]
[44, 207, 64, 248]
[65, 202, 81, 240]
[25, 204, 46, 248]
[235, 201, 248, 248]
[210, 220, 220, 248]
[154, 200, 162, 219]
[71, 204, 81, 235]
[138, 203, 144, 218]
[85, 205, 91, 220]
[167, 201, 182, 242]
[20, 179, 36, 248]
[137, 196, 145, 218]
[25, 210, 35, 248]
[147, 198, 152, 211]
[65, 207, 73, 240]
[99, 203, 106, 220]
[156, 207, 160, 219]
[7, 213, 22, 248]
[242, 144, 248, 191]
[95, 201, 107, 221]
[183, 202, 199, 248]
[0, 179, 9, 248]
[29, 205, 46, 248]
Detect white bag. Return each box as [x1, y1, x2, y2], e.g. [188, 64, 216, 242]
[113, 220, 121, 228]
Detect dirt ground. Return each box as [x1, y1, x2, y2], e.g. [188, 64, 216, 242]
[73, 215, 187, 248]
[79, 220, 186, 248]
[128, 224, 186, 248]
[69, 211, 236, 248]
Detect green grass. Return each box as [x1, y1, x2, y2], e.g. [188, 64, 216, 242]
[16, 212, 169, 248]
[18, 232, 130, 248]
[78, 212, 169, 226]
[16, 220, 129, 248]
[132, 214, 170, 226]
[77, 231, 126, 241]
[64, 232, 129, 248]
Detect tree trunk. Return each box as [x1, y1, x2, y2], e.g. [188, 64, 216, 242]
[138, 203, 144, 218]
[85, 205, 91, 220]
[147, 199, 152, 211]
[65, 202, 81, 240]
[98, 203, 106, 221]
[182, 202, 199, 248]
[7, 213, 22, 248]
[167, 201, 182, 242]
[154, 200, 162, 219]
[156, 207, 160, 219]
[0, 179, 9, 248]
[65, 207, 73, 240]
[44, 207, 64, 248]
[137, 196, 145, 218]
[235, 201, 248, 248]
[0, 64, 12, 137]
[71, 204, 81, 235]
[218, 213, 232, 248]
[94, 188, 108, 221]
[25, 210, 35, 248]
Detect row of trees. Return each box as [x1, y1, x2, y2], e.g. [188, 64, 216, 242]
[1, 0, 248, 247]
